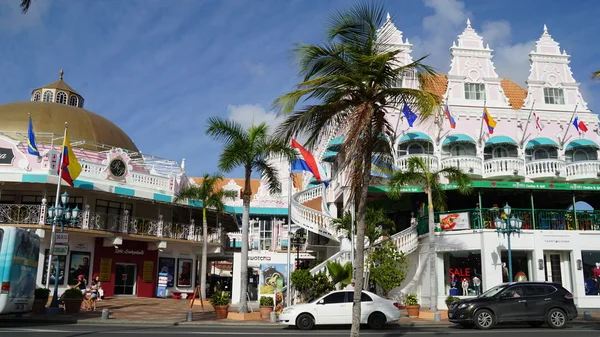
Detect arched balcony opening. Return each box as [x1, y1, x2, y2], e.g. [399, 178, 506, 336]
[440, 134, 481, 176]
[564, 139, 600, 182]
[524, 137, 564, 180]
[396, 132, 437, 171]
[483, 136, 524, 179]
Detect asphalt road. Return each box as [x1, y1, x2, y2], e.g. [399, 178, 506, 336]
[0, 323, 599, 337]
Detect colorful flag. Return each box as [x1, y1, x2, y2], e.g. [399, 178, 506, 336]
[444, 104, 456, 129]
[27, 116, 40, 157]
[402, 101, 418, 127]
[290, 139, 328, 186]
[573, 115, 588, 134]
[483, 107, 497, 134]
[532, 111, 544, 131]
[57, 129, 82, 187]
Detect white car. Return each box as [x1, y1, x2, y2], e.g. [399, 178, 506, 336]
[278, 290, 401, 330]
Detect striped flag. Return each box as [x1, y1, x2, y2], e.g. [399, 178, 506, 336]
[532, 111, 544, 131]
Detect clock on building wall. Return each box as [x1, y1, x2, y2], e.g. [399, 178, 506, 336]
[109, 158, 127, 177]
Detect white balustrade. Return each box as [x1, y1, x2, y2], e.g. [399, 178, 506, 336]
[526, 159, 566, 179]
[440, 156, 483, 176]
[309, 250, 351, 276]
[483, 157, 525, 178]
[566, 160, 600, 181]
[80, 161, 105, 176]
[292, 185, 340, 241]
[397, 154, 439, 172]
[389, 224, 418, 255]
[129, 172, 172, 191]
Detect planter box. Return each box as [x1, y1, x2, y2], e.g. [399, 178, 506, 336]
[259, 306, 274, 320]
[406, 304, 420, 318]
[213, 305, 229, 319]
[63, 299, 83, 314]
[32, 299, 47, 314]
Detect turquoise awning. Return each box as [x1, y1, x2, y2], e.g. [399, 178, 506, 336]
[565, 139, 600, 150]
[526, 137, 558, 149]
[485, 135, 517, 146]
[442, 134, 476, 146]
[322, 151, 337, 162]
[327, 136, 345, 150]
[398, 132, 432, 144]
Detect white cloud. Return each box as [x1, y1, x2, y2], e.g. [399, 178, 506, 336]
[411, 0, 536, 86]
[227, 104, 282, 132]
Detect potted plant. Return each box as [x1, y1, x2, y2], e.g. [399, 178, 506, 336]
[445, 295, 460, 309]
[210, 290, 230, 319]
[62, 287, 84, 314]
[259, 296, 274, 319]
[404, 293, 420, 318]
[32, 288, 50, 314]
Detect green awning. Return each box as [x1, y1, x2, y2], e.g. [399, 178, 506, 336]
[398, 132, 432, 144]
[565, 139, 600, 150]
[327, 136, 345, 150]
[526, 137, 558, 149]
[442, 134, 476, 146]
[322, 151, 337, 162]
[485, 135, 517, 146]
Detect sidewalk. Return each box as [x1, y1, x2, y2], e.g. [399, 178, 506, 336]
[1, 298, 598, 326]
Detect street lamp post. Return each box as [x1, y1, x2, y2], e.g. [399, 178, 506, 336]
[290, 229, 307, 269]
[46, 192, 80, 309]
[494, 203, 523, 282]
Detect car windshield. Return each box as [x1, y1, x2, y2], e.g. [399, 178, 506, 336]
[478, 284, 507, 298]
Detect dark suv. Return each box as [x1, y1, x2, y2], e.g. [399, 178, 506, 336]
[448, 282, 577, 329]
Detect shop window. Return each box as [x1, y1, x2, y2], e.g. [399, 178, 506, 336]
[500, 251, 531, 283]
[581, 251, 600, 296]
[443, 251, 482, 297]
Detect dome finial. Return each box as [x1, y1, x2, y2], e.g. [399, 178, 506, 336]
[59, 69, 64, 80]
[466, 18, 471, 28]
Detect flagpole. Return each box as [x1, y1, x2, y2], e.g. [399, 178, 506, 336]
[46, 123, 67, 307]
[561, 104, 579, 148]
[478, 100, 487, 145]
[519, 101, 536, 147]
[286, 164, 292, 307]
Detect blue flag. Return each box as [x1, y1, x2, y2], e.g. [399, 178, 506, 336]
[27, 116, 40, 157]
[402, 102, 418, 127]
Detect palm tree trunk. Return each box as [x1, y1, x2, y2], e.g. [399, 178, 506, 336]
[201, 208, 208, 301]
[350, 151, 373, 337]
[427, 190, 438, 313]
[238, 169, 252, 313]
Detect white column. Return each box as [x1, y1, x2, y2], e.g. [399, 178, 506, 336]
[39, 198, 47, 225]
[480, 232, 503, 291]
[570, 249, 584, 307]
[188, 219, 196, 241]
[82, 204, 90, 230]
[530, 232, 546, 282]
[157, 214, 164, 238]
[121, 210, 130, 234]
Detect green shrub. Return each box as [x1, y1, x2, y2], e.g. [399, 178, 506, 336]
[210, 290, 230, 306]
[312, 272, 334, 299]
[445, 295, 460, 307]
[259, 296, 274, 307]
[368, 241, 408, 294]
[62, 287, 83, 300]
[404, 293, 419, 306]
[290, 269, 313, 292]
[35, 288, 50, 300]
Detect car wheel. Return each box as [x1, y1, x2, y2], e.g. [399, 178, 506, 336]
[473, 309, 495, 330]
[547, 308, 567, 329]
[368, 312, 386, 330]
[527, 321, 544, 328]
[296, 313, 315, 331]
[459, 323, 473, 329]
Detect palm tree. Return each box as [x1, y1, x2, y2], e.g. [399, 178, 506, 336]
[387, 156, 472, 313]
[333, 207, 392, 246]
[273, 3, 439, 335]
[206, 118, 296, 313]
[174, 173, 236, 301]
[19, 0, 32, 14]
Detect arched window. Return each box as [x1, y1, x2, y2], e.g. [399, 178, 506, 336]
[407, 143, 425, 155]
[493, 147, 509, 158]
[56, 92, 67, 104]
[43, 91, 53, 102]
[533, 148, 549, 160]
[69, 95, 78, 107]
[573, 149, 590, 162]
[32, 91, 41, 102]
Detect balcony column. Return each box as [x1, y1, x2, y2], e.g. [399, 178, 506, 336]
[82, 204, 90, 230]
[121, 210, 130, 234]
[188, 218, 196, 241]
[39, 198, 47, 225]
[530, 192, 536, 229]
[157, 214, 164, 237]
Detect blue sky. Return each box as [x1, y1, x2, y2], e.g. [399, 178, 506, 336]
[0, 0, 598, 178]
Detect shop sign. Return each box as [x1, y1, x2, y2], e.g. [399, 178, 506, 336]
[0, 147, 15, 165]
[53, 244, 69, 256]
[55, 232, 69, 244]
[448, 268, 471, 277]
[440, 212, 470, 231]
[73, 243, 89, 251]
[99, 258, 112, 282]
[372, 181, 600, 193]
[143, 261, 154, 283]
[114, 248, 144, 255]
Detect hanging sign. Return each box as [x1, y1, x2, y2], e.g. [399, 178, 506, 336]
[55, 232, 69, 244]
[99, 258, 112, 282]
[0, 148, 15, 165]
[53, 244, 69, 256]
[143, 261, 154, 283]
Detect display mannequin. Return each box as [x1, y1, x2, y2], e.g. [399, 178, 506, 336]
[472, 276, 481, 295]
[461, 278, 469, 296]
[502, 262, 509, 282]
[449, 272, 458, 296]
[594, 263, 600, 295]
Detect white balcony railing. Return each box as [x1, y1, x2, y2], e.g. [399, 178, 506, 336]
[566, 160, 600, 181]
[440, 156, 483, 176]
[397, 154, 439, 172]
[526, 159, 566, 180]
[291, 184, 340, 241]
[483, 157, 525, 178]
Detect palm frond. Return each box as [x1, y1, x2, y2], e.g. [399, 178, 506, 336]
[20, 0, 32, 14]
[206, 117, 248, 145]
[437, 167, 473, 195]
[387, 170, 426, 199]
[593, 70, 600, 80]
[254, 159, 281, 195]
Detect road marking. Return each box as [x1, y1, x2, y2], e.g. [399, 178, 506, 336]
[3, 328, 85, 333]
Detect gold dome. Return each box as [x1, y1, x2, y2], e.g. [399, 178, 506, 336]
[0, 101, 138, 152]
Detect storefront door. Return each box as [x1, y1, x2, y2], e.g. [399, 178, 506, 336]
[543, 251, 574, 292]
[114, 263, 137, 295]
